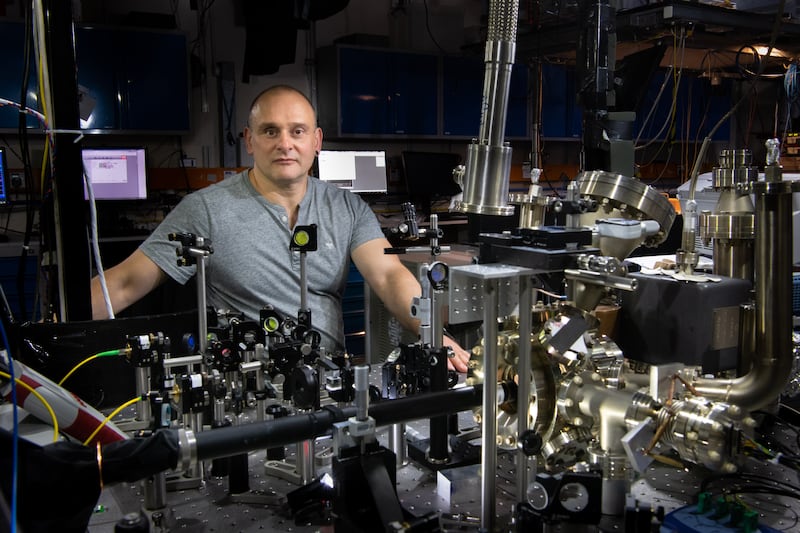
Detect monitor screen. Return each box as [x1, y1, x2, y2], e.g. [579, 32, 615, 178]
[316, 150, 388, 193]
[401, 151, 462, 200]
[82, 147, 147, 200]
[0, 147, 8, 205]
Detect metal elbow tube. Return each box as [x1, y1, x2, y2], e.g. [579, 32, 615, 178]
[692, 181, 795, 410]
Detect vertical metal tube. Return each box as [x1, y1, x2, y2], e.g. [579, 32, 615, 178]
[481, 279, 499, 531]
[692, 181, 795, 409]
[677, 200, 699, 274]
[189, 412, 205, 479]
[354, 365, 369, 421]
[135, 367, 151, 423]
[429, 215, 441, 260]
[255, 369, 266, 423]
[753, 182, 793, 397]
[300, 252, 308, 311]
[736, 302, 756, 377]
[712, 239, 754, 281]
[457, 0, 519, 217]
[565, 181, 582, 228]
[389, 423, 407, 467]
[429, 285, 449, 463]
[196, 253, 208, 355]
[530, 60, 542, 169]
[431, 285, 444, 350]
[143, 472, 167, 510]
[427, 413, 449, 464]
[516, 274, 533, 497]
[306, 22, 318, 112]
[297, 439, 315, 485]
[480, 1, 519, 146]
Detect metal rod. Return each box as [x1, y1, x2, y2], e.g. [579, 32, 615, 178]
[516, 274, 533, 497]
[177, 384, 492, 466]
[481, 279, 500, 531]
[135, 367, 151, 423]
[563, 269, 638, 292]
[428, 261, 449, 462]
[479, 2, 518, 147]
[196, 249, 209, 355]
[429, 350, 450, 463]
[389, 423, 407, 467]
[297, 439, 315, 484]
[300, 251, 308, 312]
[162, 355, 204, 371]
[355, 365, 369, 421]
[143, 472, 167, 510]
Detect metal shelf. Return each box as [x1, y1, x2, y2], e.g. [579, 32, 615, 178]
[515, 1, 800, 60]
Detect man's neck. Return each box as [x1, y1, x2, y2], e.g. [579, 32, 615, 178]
[249, 169, 308, 227]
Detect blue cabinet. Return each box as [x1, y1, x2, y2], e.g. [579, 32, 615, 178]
[634, 72, 731, 142]
[0, 21, 189, 132]
[319, 45, 530, 139]
[537, 63, 731, 142]
[342, 262, 365, 356]
[327, 46, 438, 136]
[541, 63, 582, 139]
[0, 255, 39, 322]
[442, 56, 529, 138]
[76, 26, 190, 132]
[0, 21, 40, 130]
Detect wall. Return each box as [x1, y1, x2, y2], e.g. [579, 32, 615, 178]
[0, 0, 489, 170]
[0, 1, 482, 163]
[1, 0, 523, 249]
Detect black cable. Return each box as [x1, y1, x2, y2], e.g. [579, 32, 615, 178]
[16, 2, 36, 321]
[177, 136, 192, 193]
[735, 44, 784, 80]
[422, 0, 446, 54]
[0, 136, 24, 164]
[540, 169, 564, 199]
[701, 472, 800, 496]
[685, 0, 787, 199]
[221, 74, 236, 148]
[156, 148, 182, 169]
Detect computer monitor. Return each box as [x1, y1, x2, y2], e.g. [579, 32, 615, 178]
[0, 147, 8, 205]
[316, 150, 388, 193]
[401, 151, 462, 214]
[81, 147, 147, 200]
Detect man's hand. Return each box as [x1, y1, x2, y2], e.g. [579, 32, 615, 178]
[443, 335, 471, 373]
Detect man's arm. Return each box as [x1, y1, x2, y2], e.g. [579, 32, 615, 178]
[351, 238, 470, 372]
[91, 249, 167, 319]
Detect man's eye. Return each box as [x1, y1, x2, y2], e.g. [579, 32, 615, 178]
[264, 128, 278, 137]
[293, 128, 305, 136]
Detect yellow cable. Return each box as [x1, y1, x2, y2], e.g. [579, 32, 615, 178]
[0, 370, 59, 443]
[58, 354, 101, 386]
[83, 396, 141, 446]
[40, 140, 49, 196]
[58, 349, 123, 386]
[37, 42, 46, 191]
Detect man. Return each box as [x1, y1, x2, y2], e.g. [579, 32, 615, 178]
[91, 84, 469, 371]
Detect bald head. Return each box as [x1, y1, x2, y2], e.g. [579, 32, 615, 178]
[247, 85, 317, 129]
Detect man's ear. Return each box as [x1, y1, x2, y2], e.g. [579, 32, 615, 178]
[314, 127, 323, 153]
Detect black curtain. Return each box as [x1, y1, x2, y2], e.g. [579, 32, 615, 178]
[242, 0, 349, 82]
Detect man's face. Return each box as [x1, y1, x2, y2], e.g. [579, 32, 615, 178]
[244, 90, 322, 186]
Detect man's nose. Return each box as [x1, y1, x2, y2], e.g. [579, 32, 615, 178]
[276, 130, 293, 149]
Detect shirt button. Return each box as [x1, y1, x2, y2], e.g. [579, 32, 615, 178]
[281, 215, 287, 222]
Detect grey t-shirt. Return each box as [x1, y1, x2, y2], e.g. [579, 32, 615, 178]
[139, 170, 385, 350]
